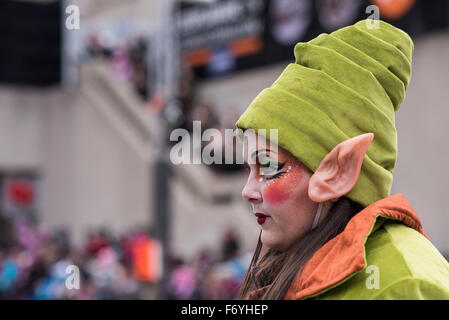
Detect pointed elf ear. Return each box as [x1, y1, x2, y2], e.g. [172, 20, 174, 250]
[308, 133, 375, 203]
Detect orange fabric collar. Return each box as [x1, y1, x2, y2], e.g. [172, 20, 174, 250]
[283, 193, 425, 300]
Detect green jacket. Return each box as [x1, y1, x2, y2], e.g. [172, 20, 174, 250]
[283, 194, 449, 300]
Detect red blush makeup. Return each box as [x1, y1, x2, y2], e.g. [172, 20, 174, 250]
[263, 182, 289, 205]
[263, 165, 304, 205]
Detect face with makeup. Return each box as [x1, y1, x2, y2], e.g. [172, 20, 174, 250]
[241, 130, 322, 251]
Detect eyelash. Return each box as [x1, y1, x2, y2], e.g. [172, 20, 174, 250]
[243, 160, 287, 180]
[266, 171, 285, 180]
[260, 161, 286, 180]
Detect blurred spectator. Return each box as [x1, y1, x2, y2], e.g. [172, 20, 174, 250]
[85, 229, 110, 257]
[220, 228, 240, 262]
[0, 246, 20, 298]
[85, 33, 149, 100]
[187, 100, 220, 133]
[129, 36, 148, 99]
[167, 256, 197, 299]
[0, 215, 252, 299]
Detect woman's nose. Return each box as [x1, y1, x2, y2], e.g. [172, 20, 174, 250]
[242, 177, 262, 203]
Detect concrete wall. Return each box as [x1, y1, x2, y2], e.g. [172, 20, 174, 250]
[41, 88, 153, 244]
[393, 31, 449, 253]
[0, 87, 47, 169]
[170, 166, 259, 258]
[0, 64, 154, 245]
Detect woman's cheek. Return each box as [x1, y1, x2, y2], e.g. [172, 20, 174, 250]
[262, 167, 304, 206]
[263, 179, 291, 205]
[263, 183, 289, 205]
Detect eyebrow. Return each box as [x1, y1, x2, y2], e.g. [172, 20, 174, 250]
[250, 148, 277, 159]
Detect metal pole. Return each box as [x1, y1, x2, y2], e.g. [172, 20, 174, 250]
[152, 0, 178, 299]
[154, 146, 172, 299]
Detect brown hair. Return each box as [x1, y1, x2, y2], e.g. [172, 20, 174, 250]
[238, 196, 364, 300]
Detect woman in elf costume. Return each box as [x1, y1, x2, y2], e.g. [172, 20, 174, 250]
[235, 19, 449, 300]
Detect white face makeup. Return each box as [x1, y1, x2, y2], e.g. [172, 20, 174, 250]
[241, 130, 320, 251]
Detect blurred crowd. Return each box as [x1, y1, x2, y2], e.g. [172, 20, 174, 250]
[86, 33, 149, 100]
[166, 228, 251, 300]
[0, 216, 250, 300]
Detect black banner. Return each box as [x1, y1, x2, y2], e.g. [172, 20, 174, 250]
[177, 0, 449, 79]
[0, 299, 444, 319]
[0, 0, 61, 86]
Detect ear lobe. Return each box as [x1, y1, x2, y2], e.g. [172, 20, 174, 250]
[308, 133, 374, 202]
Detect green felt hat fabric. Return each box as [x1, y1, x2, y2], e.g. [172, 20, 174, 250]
[235, 19, 414, 207]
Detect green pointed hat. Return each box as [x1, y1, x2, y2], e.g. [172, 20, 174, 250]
[235, 19, 414, 207]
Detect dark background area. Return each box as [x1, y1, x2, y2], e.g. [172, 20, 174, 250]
[0, 0, 61, 86]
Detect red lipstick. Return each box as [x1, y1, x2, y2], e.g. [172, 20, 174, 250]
[255, 213, 268, 225]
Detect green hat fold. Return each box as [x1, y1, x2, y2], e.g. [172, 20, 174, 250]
[235, 19, 414, 207]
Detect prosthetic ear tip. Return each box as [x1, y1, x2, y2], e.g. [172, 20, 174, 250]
[363, 132, 375, 144]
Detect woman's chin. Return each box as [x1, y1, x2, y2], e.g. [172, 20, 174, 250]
[261, 231, 293, 252]
[261, 231, 281, 250]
